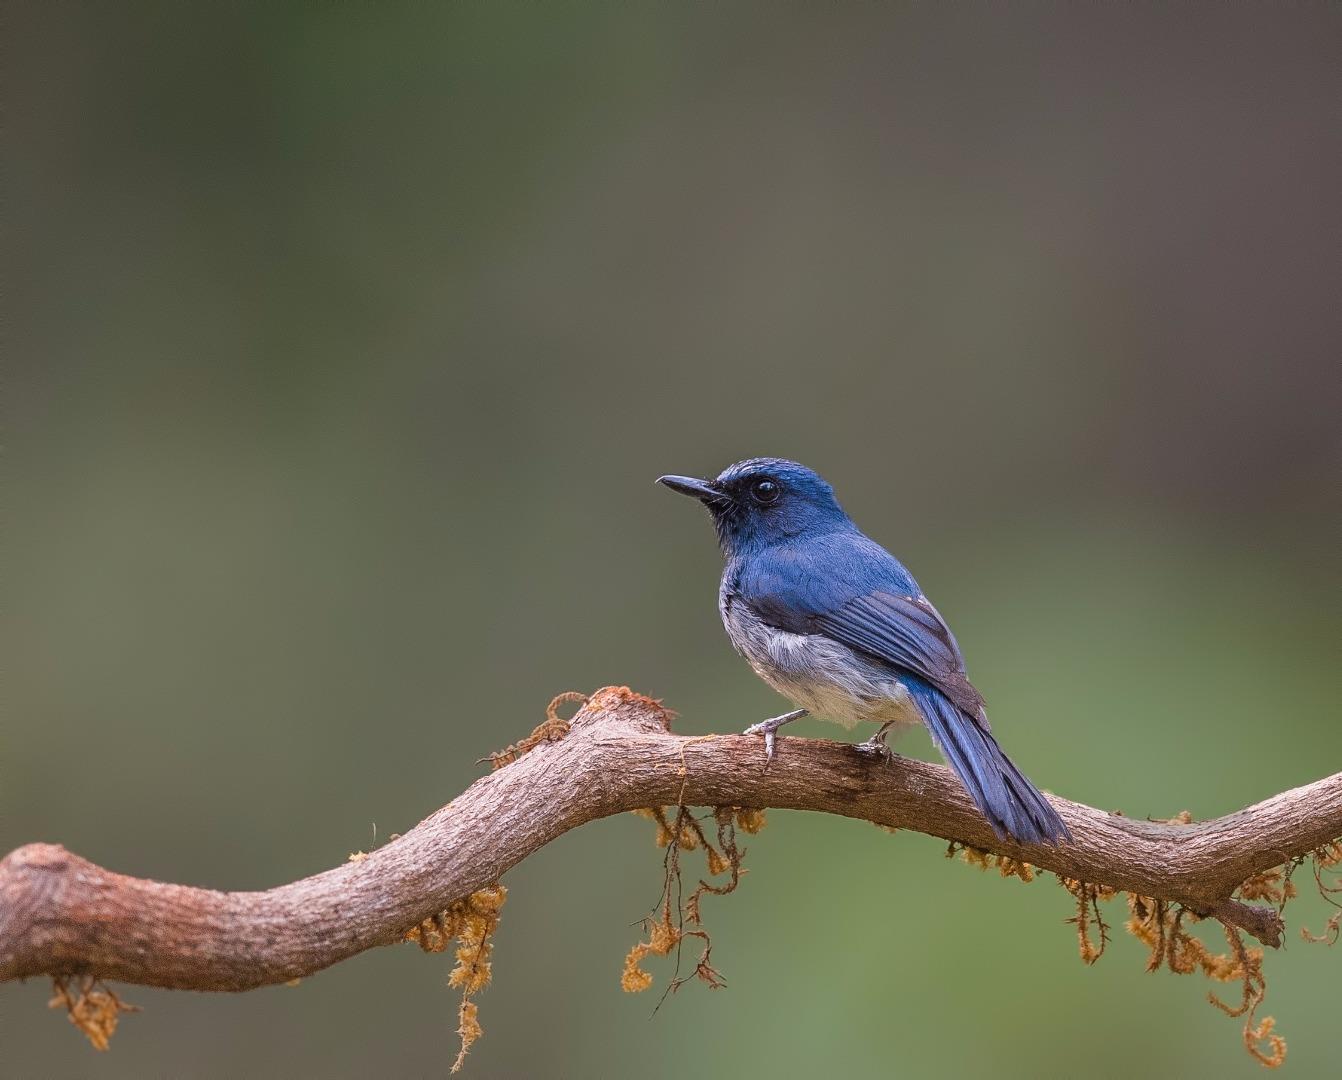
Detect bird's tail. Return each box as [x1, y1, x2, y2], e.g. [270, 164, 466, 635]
[903, 674, 1070, 845]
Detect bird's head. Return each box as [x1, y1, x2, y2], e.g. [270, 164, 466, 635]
[657, 458, 851, 553]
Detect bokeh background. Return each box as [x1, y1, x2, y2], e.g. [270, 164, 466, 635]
[6, 3, 1341, 1077]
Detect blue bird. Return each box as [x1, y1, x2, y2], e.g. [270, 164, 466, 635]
[657, 458, 1070, 846]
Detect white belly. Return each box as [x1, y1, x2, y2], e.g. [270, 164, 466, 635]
[722, 595, 924, 732]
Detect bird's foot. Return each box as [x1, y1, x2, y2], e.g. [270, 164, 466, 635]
[742, 709, 808, 761]
[855, 728, 893, 761]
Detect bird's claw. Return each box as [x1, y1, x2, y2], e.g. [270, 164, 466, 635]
[742, 720, 778, 760]
[855, 736, 892, 761]
[742, 709, 808, 762]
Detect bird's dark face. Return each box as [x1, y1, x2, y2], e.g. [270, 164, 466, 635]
[658, 457, 851, 554]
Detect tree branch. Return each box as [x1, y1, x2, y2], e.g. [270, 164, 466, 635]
[3, 686, 1340, 991]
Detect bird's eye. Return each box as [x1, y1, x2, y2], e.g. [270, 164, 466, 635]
[750, 478, 780, 505]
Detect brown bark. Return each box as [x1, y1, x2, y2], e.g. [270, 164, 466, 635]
[3, 687, 1340, 991]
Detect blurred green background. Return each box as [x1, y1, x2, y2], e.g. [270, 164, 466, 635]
[6, 3, 1340, 1077]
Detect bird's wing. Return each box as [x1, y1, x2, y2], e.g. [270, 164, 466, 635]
[739, 536, 987, 720]
[809, 591, 987, 720]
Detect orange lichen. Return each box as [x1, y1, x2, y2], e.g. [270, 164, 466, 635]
[625, 804, 758, 999]
[1123, 894, 1285, 1067]
[587, 685, 675, 718]
[620, 947, 656, 993]
[48, 977, 139, 1052]
[622, 904, 680, 992]
[940, 820, 1323, 1069]
[454, 1000, 481, 1071]
[1060, 879, 1117, 964]
[632, 806, 700, 849]
[1237, 867, 1296, 906]
[1301, 840, 1342, 944]
[482, 692, 588, 769]
[996, 857, 1035, 883]
[405, 883, 507, 1072]
[945, 841, 1034, 882]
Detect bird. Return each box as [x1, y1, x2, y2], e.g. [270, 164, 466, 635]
[657, 457, 1070, 846]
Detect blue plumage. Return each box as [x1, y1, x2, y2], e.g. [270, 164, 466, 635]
[658, 457, 1070, 846]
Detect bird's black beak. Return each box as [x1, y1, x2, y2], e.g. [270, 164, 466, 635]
[657, 474, 726, 504]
